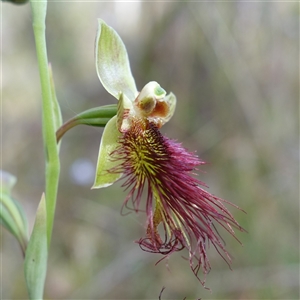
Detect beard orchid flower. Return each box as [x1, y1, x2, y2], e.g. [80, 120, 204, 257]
[92, 19, 245, 285]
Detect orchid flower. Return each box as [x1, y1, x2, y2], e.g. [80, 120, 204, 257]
[92, 19, 244, 285]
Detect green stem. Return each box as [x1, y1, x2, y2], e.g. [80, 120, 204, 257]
[30, 0, 60, 248]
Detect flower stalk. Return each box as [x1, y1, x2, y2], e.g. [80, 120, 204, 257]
[30, 0, 60, 247]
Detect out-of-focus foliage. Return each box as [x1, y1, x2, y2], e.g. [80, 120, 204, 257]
[2, 2, 299, 299]
[0, 170, 28, 255]
[2, 0, 29, 5]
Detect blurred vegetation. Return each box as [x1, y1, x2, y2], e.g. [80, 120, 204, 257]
[2, 2, 299, 299]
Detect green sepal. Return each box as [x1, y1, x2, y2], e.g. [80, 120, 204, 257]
[92, 116, 122, 189]
[0, 171, 28, 255]
[24, 193, 48, 300]
[95, 19, 137, 101]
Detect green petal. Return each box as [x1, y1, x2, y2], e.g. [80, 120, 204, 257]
[24, 193, 47, 299]
[163, 92, 177, 124]
[117, 92, 134, 132]
[92, 116, 122, 189]
[95, 19, 138, 101]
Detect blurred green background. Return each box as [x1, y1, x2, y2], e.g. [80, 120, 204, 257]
[2, 1, 299, 299]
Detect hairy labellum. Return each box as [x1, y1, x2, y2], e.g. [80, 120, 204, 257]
[110, 117, 244, 285]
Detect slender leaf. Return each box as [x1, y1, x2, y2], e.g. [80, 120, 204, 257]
[24, 193, 47, 300]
